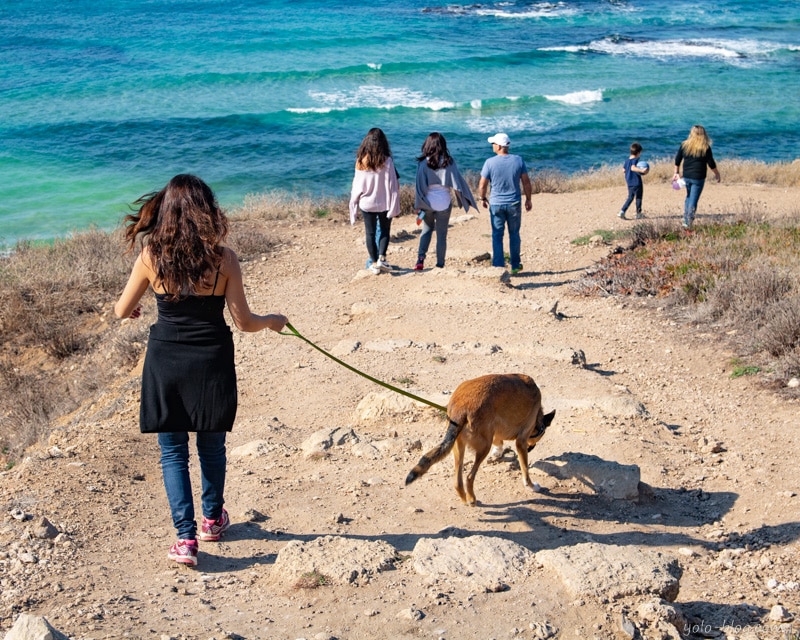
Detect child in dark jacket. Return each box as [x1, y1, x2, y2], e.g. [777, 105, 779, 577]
[618, 142, 649, 220]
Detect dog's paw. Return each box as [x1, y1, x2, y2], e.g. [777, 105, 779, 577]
[487, 445, 506, 463]
[525, 481, 543, 493]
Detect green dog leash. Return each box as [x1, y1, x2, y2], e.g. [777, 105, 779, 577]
[280, 322, 447, 413]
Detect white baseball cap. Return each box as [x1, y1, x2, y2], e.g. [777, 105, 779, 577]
[487, 133, 511, 147]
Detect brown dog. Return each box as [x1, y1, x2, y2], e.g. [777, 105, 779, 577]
[405, 373, 555, 506]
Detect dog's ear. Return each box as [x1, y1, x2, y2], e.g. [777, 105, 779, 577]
[528, 409, 555, 450]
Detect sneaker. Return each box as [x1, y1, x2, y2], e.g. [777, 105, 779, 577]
[375, 259, 391, 272]
[414, 258, 424, 271]
[199, 508, 230, 541]
[370, 265, 381, 275]
[617, 211, 627, 219]
[511, 265, 523, 275]
[635, 212, 645, 219]
[168, 539, 198, 566]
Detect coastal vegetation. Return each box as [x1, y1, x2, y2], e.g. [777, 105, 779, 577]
[1, 160, 798, 468]
[575, 209, 800, 390]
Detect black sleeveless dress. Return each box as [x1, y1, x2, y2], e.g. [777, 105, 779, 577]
[139, 287, 237, 433]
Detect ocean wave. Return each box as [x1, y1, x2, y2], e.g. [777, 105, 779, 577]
[464, 114, 556, 135]
[423, 1, 578, 19]
[286, 106, 347, 114]
[294, 85, 457, 112]
[542, 36, 795, 63]
[544, 89, 603, 105]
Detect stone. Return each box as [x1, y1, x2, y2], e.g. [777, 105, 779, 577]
[3, 614, 69, 640]
[536, 542, 682, 602]
[31, 517, 59, 540]
[300, 427, 358, 457]
[769, 605, 793, 622]
[412, 535, 535, 589]
[272, 535, 397, 586]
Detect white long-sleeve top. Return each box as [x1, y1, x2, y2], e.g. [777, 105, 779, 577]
[349, 156, 400, 225]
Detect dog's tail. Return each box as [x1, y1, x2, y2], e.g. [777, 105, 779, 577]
[405, 417, 464, 485]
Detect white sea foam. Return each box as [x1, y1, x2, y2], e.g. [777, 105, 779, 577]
[367, 63, 382, 70]
[470, 99, 482, 109]
[465, 114, 555, 135]
[428, 1, 577, 19]
[286, 107, 344, 114]
[306, 85, 456, 111]
[474, 2, 578, 19]
[543, 37, 790, 63]
[544, 89, 603, 105]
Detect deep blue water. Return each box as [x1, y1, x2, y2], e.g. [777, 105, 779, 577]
[1, 0, 798, 244]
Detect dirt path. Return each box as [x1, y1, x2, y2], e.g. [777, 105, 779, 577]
[2, 181, 799, 640]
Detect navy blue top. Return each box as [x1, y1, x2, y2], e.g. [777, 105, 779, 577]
[624, 157, 642, 188]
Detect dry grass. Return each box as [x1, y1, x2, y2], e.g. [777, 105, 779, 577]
[234, 191, 350, 222]
[575, 211, 800, 392]
[0, 212, 285, 467]
[293, 570, 330, 590]
[0, 229, 142, 465]
[0, 228, 133, 357]
[550, 157, 800, 192]
[231, 184, 420, 224]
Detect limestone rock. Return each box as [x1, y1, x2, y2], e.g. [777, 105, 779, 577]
[300, 427, 358, 457]
[272, 535, 397, 586]
[536, 542, 682, 602]
[4, 614, 69, 640]
[412, 535, 535, 589]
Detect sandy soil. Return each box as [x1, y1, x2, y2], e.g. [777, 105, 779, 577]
[2, 179, 799, 640]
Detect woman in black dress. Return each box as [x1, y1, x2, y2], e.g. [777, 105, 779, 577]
[114, 174, 287, 566]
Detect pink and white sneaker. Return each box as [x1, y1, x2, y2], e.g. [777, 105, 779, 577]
[167, 539, 198, 566]
[199, 508, 230, 541]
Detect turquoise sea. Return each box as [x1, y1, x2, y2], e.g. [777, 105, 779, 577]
[1, 0, 798, 245]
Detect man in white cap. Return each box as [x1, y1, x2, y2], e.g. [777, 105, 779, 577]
[477, 133, 532, 274]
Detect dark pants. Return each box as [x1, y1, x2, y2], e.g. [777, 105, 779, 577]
[362, 209, 391, 262]
[621, 184, 643, 215]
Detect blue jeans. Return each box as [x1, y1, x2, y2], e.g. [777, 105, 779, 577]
[621, 185, 643, 215]
[490, 202, 522, 269]
[158, 431, 227, 540]
[365, 220, 381, 268]
[683, 178, 705, 226]
[417, 204, 452, 268]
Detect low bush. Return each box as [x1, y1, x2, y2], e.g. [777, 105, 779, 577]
[576, 215, 800, 391]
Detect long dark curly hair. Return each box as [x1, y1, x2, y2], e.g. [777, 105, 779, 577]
[417, 132, 453, 170]
[355, 127, 392, 172]
[122, 174, 229, 300]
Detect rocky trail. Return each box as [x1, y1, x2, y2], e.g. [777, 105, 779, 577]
[2, 183, 799, 640]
